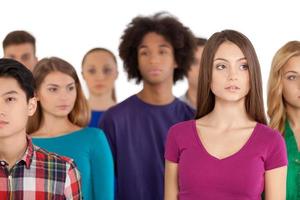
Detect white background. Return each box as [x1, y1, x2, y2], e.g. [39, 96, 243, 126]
[1, 0, 299, 104]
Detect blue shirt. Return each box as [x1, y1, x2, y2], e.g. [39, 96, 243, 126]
[32, 127, 114, 200]
[99, 95, 195, 200]
[88, 110, 104, 127]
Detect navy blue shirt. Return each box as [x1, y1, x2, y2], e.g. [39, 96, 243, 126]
[99, 95, 195, 200]
[88, 110, 104, 128]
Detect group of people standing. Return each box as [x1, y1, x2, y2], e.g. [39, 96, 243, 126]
[0, 11, 299, 200]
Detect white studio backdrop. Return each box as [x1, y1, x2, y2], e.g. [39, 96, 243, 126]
[1, 0, 299, 104]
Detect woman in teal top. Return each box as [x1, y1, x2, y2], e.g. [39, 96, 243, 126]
[267, 41, 300, 199]
[27, 57, 114, 200]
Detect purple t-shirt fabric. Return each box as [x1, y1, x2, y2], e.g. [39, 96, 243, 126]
[99, 95, 195, 200]
[165, 120, 287, 200]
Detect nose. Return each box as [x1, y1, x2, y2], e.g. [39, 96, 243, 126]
[228, 67, 238, 81]
[149, 53, 159, 64]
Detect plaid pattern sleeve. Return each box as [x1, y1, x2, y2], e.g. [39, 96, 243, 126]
[64, 160, 82, 199]
[0, 138, 82, 200]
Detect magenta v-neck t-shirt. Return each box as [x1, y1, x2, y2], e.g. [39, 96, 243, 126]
[165, 120, 287, 200]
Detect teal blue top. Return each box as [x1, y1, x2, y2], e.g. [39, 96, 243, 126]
[32, 127, 114, 200]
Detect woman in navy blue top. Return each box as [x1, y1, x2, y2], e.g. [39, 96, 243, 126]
[81, 48, 118, 127]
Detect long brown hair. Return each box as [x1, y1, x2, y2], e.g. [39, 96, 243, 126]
[195, 30, 267, 124]
[27, 57, 90, 134]
[267, 41, 300, 133]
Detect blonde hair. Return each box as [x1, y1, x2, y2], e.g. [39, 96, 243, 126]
[27, 57, 90, 134]
[267, 41, 300, 133]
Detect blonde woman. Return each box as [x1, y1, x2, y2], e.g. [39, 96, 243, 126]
[27, 57, 114, 200]
[267, 41, 300, 199]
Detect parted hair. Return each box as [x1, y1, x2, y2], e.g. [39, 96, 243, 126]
[119, 12, 197, 84]
[195, 30, 267, 125]
[267, 40, 300, 133]
[81, 47, 118, 102]
[27, 57, 90, 134]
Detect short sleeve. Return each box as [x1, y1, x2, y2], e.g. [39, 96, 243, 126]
[165, 126, 180, 163]
[265, 130, 288, 170]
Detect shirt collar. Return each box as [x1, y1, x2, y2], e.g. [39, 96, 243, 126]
[20, 136, 34, 169]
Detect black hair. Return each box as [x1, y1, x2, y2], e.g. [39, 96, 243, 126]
[119, 12, 197, 84]
[0, 58, 35, 101]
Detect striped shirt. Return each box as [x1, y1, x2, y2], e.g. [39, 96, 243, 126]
[0, 138, 82, 200]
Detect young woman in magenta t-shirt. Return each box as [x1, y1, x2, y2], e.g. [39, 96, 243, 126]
[164, 30, 287, 200]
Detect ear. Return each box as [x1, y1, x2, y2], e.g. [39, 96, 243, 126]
[174, 60, 178, 69]
[27, 97, 37, 116]
[115, 70, 119, 80]
[81, 71, 86, 80]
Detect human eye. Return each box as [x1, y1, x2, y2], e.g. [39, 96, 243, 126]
[21, 54, 30, 61]
[88, 68, 96, 74]
[240, 63, 249, 70]
[103, 67, 113, 75]
[48, 87, 57, 92]
[5, 96, 16, 103]
[215, 64, 226, 70]
[286, 75, 297, 80]
[67, 85, 75, 91]
[139, 50, 148, 56]
[159, 49, 167, 55]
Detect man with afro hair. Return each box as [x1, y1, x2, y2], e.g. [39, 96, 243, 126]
[100, 12, 197, 200]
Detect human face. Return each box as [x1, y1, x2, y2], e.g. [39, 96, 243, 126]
[137, 32, 177, 85]
[282, 55, 300, 109]
[187, 46, 204, 88]
[4, 43, 37, 71]
[82, 51, 117, 96]
[211, 41, 250, 103]
[37, 71, 77, 118]
[0, 77, 36, 139]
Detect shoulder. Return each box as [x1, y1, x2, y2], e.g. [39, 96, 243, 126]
[255, 123, 283, 139]
[101, 95, 137, 119]
[173, 98, 195, 116]
[168, 120, 195, 138]
[254, 123, 285, 149]
[33, 145, 77, 168]
[76, 127, 108, 143]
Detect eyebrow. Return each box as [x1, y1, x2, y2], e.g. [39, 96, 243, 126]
[1, 90, 18, 96]
[214, 57, 247, 62]
[284, 70, 299, 75]
[47, 82, 75, 87]
[138, 44, 171, 49]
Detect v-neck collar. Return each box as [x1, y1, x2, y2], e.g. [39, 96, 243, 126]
[192, 120, 258, 161]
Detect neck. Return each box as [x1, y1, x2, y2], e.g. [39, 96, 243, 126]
[206, 98, 253, 128]
[137, 81, 174, 105]
[286, 105, 300, 129]
[34, 113, 79, 137]
[88, 91, 116, 111]
[0, 132, 27, 169]
[186, 85, 197, 108]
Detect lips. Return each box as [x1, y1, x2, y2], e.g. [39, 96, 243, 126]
[56, 105, 69, 110]
[0, 120, 9, 128]
[148, 69, 162, 75]
[225, 85, 240, 91]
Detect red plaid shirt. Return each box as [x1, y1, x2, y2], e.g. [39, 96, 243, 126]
[0, 138, 82, 200]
